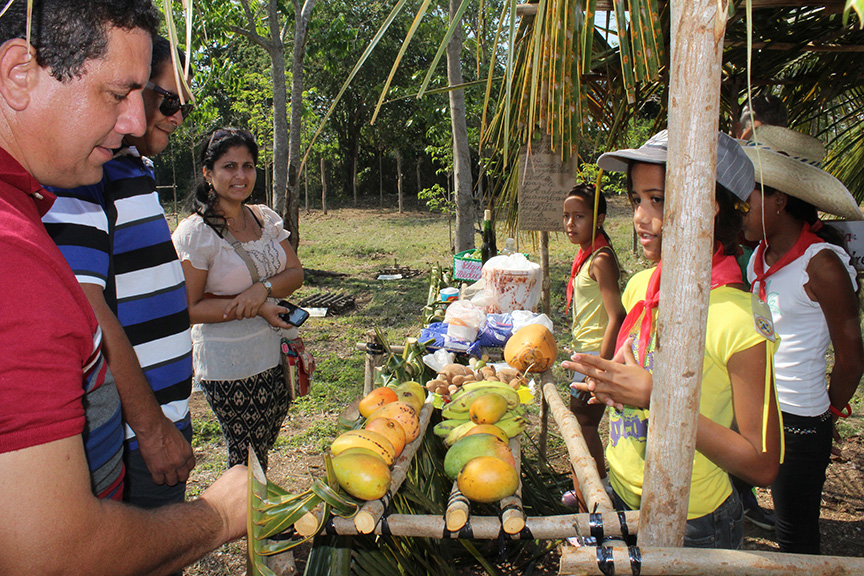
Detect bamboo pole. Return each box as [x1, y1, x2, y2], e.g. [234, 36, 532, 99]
[538, 369, 552, 458]
[499, 436, 525, 534]
[329, 510, 640, 539]
[543, 383, 614, 513]
[445, 481, 470, 532]
[559, 546, 864, 575]
[638, 0, 728, 548]
[354, 403, 434, 533]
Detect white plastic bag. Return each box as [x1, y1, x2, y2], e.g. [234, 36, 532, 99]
[480, 254, 542, 314]
[510, 310, 554, 333]
[423, 348, 455, 372]
[444, 300, 486, 342]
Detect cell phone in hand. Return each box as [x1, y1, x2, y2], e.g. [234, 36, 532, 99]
[277, 300, 310, 327]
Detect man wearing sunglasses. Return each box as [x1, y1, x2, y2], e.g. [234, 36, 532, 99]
[43, 36, 198, 515]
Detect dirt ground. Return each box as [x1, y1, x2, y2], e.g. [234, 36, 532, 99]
[185, 393, 864, 575]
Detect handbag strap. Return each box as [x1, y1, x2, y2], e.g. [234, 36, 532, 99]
[222, 205, 264, 284]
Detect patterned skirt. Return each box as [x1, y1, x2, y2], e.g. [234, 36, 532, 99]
[200, 364, 289, 469]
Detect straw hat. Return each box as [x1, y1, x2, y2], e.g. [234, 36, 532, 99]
[741, 125, 863, 221]
[598, 129, 755, 202]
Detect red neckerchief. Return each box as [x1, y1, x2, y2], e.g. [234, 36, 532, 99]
[616, 244, 743, 366]
[752, 222, 822, 302]
[565, 234, 610, 314]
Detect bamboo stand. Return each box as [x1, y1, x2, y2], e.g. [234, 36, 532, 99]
[559, 546, 864, 575]
[499, 436, 525, 534]
[327, 510, 641, 540]
[354, 403, 434, 533]
[542, 383, 614, 513]
[444, 482, 470, 531]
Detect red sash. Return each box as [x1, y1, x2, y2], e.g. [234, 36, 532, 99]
[616, 244, 743, 366]
[565, 235, 610, 314]
[751, 222, 823, 302]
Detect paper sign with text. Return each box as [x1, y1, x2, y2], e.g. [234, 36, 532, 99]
[517, 137, 575, 231]
[825, 221, 864, 272]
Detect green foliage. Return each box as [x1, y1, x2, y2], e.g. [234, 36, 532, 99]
[418, 183, 455, 214]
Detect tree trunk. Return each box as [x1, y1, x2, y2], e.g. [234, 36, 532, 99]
[285, 0, 316, 253]
[397, 150, 403, 213]
[638, 0, 727, 548]
[379, 150, 383, 207]
[352, 153, 358, 207]
[320, 157, 327, 215]
[446, 0, 474, 252]
[267, 0, 289, 219]
[304, 165, 308, 212]
[416, 156, 422, 196]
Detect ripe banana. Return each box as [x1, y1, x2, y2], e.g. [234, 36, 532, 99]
[448, 384, 519, 413]
[441, 402, 473, 421]
[462, 379, 525, 395]
[434, 418, 469, 438]
[444, 420, 478, 446]
[494, 414, 527, 438]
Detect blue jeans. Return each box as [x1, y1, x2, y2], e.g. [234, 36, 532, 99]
[612, 487, 743, 549]
[771, 411, 832, 554]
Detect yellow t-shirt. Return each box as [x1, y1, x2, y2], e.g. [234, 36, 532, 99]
[570, 249, 613, 353]
[607, 267, 777, 519]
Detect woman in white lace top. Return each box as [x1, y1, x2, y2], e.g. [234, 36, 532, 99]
[172, 128, 304, 469]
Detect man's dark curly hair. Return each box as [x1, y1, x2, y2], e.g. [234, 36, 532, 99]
[0, 0, 161, 82]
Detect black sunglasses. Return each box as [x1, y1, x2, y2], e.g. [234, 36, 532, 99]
[146, 81, 194, 118]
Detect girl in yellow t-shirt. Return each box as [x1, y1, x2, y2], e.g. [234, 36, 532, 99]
[566, 130, 782, 549]
[561, 184, 625, 509]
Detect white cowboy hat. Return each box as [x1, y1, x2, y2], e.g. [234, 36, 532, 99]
[741, 125, 863, 221]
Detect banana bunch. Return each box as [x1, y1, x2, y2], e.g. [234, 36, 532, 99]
[433, 381, 527, 446]
[442, 381, 520, 417]
[433, 413, 527, 446]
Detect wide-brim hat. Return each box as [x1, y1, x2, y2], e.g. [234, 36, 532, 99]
[597, 129, 755, 202]
[741, 125, 863, 221]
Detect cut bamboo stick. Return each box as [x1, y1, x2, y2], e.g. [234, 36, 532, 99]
[294, 505, 322, 537]
[354, 402, 434, 533]
[499, 436, 524, 534]
[542, 382, 614, 513]
[330, 510, 640, 539]
[445, 481, 470, 532]
[559, 546, 864, 575]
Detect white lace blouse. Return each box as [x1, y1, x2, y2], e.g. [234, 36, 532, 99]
[172, 205, 298, 381]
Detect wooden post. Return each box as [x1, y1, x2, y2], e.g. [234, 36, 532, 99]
[320, 157, 327, 215]
[638, 0, 728, 547]
[352, 154, 358, 208]
[379, 150, 383, 207]
[539, 231, 551, 316]
[397, 150, 403, 213]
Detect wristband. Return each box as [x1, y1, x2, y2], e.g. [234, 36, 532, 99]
[830, 403, 852, 418]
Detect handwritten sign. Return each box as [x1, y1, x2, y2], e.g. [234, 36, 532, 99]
[825, 221, 864, 272]
[518, 136, 575, 231]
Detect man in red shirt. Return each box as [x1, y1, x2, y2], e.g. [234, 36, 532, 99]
[0, 2, 247, 574]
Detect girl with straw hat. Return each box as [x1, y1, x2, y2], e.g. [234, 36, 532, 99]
[740, 125, 864, 554]
[566, 130, 783, 549]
